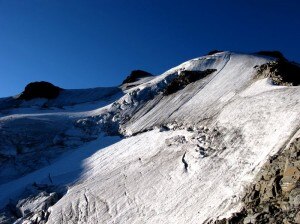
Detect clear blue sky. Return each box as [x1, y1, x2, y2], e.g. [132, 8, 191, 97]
[0, 0, 299, 97]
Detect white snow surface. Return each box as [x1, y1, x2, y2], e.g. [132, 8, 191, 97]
[0, 52, 299, 223]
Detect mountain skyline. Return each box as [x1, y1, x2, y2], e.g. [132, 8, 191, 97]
[0, 0, 299, 97]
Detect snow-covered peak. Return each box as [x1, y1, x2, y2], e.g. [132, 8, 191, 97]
[0, 51, 299, 224]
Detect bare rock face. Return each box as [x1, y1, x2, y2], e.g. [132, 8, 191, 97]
[0, 183, 65, 224]
[163, 69, 217, 95]
[255, 59, 300, 86]
[255, 51, 286, 60]
[122, 70, 153, 84]
[207, 50, 224, 55]
[18, 81, 62, 100]
[214, 135, 300, 224]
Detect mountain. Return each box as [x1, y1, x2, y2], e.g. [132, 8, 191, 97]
[0, 51, 299, 224]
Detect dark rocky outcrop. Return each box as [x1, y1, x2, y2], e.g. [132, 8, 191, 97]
[255, 51, 286, 60]
[0, 183, 66, 224]
[255, 59, 300, 86]
[163, 69, 217, 95]
[207, 50, 224, 55]
[213, 135, 300, 224]
[122, 70, 153, 84]
[18, 81, 62, 100]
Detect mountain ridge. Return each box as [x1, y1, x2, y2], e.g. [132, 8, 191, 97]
[0, 51, 299, 224]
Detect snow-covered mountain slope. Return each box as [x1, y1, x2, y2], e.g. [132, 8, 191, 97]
[0, 86, 123, 184]
[0, 51, 299, 224]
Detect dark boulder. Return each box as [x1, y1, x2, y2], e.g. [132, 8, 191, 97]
[163, 69, 217, 96]
[19, 81, 62, 100]
[122, 70, 153, 84]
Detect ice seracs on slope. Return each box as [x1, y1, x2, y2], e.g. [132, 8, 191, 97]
[0, 51, 299, 223]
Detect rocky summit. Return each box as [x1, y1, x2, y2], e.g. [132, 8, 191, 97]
[0, 51, 299, 224]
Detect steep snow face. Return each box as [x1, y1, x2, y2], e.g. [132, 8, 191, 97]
[0, 52, 299, 223]
[124, 53, 270, 134]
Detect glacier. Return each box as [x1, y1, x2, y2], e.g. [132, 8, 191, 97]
[0, 51, 299, 223]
